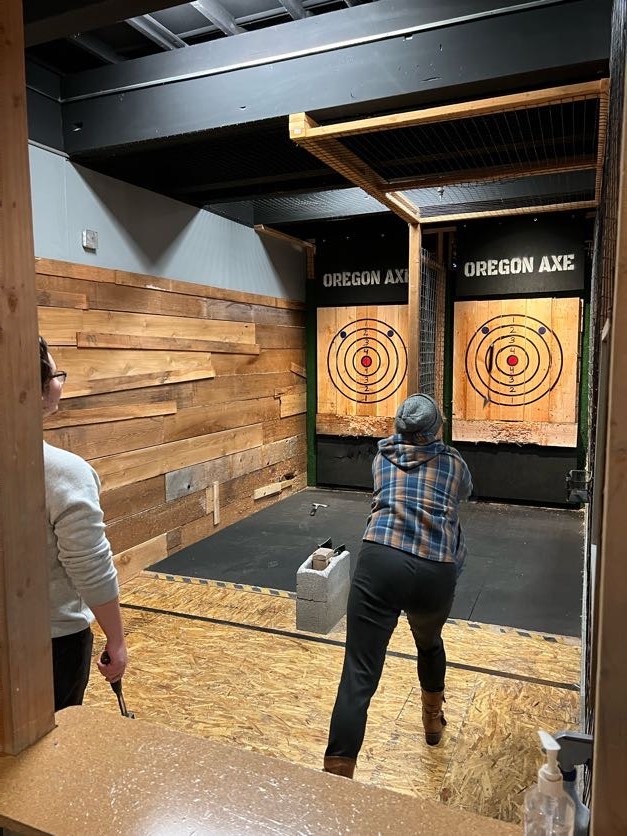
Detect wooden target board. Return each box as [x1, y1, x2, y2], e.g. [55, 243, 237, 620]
[317, 305, 409, 436]
[452, 297, 581, 447]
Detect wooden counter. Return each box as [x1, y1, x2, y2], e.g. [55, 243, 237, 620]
[0, 707, 520, 835]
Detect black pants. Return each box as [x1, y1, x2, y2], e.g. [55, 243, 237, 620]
[52, 627, 94, 712]
[326, 541, 457, 760]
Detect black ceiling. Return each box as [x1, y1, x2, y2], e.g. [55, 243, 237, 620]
[23, 0, 612, 229]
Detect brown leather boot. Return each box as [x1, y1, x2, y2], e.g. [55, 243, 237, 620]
[421, 689, 447, 745]
[323, 756, 356, 779]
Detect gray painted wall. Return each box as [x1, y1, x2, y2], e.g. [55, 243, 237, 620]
[28, 144, 306, 301]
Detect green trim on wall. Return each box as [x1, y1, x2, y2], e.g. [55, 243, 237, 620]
[577, 296, 591, 468]
[442, 267, 455, 446]
[305, 278, 317, 486]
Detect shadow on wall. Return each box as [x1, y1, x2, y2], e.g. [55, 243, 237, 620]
[257, 234, 307, 299]
[71, 164, 196, 268]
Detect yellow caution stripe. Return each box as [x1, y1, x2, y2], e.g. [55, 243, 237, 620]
[143, 570, 296, 600]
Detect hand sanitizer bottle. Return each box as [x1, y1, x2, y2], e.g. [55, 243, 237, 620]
[523, 731, 575, 835]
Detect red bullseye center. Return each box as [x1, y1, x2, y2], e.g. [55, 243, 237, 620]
[360, 354, 373, 368]
[507, 354, 518, 367]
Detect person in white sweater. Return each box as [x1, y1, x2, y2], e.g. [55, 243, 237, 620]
[40, 336, 128, 711]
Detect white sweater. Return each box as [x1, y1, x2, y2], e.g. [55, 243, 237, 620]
[44, 442, 119, 638]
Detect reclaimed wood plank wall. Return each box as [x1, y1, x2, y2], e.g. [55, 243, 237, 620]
[37, 258, 307, 582]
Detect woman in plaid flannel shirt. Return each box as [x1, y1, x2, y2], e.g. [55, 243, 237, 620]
[323, 394, 472, 779]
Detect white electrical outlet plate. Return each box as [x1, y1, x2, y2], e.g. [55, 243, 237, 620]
[82, 229, 98, 251]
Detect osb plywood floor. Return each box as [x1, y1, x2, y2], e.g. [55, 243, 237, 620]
[84, 574, 581, 825]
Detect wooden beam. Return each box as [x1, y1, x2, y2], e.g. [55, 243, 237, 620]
[289, 113, 421, 224]
[0, 0, 55, 753]
[292, 80, 609, 141]
[407, 224, 422, 393]
[591, 65, 627, 835]
[420, 200, 598, 225]
[254, 225, 315, 251]
[386, 157, 598, 192]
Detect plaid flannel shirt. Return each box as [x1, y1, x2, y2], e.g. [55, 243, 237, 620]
[363, 434, 472, 574]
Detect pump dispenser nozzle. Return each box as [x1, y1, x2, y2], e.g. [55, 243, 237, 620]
[538, 731, 564, 797]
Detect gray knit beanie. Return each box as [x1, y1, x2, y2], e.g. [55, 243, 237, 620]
[394, 393, 442, 436]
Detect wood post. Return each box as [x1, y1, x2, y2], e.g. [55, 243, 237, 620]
[407, 224, 422, 393]
[590, 60, 627, 835]
[0, 0, 55, 754]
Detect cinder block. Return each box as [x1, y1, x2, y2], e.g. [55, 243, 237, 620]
[296, 549, 350, 634]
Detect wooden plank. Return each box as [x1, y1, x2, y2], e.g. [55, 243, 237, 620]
[113, 534, 168, 585]
[252, 306, 305, 328]
[452, 420, 578, 447]
[110, 267, 304, 310]
[76, 332, 261, 354]
[51, 348, 215, 398]
[316, 413, 395, 438]
[253, 479, 295, 500]
[211, 349, 306, 376]
[0, 0, 55, 754]
[274, 383, 306, 397]
[255, 324, 306, 349]
[290, 363, 307, 378]
[280, 391, 306, 418]
[38, 307, 84, 345]
[591, 74, 627, 836]
[35, 258, 117, 283]
[44, 402, 178, 429]
[81, 309, 255, 344]
[93, 282, 206, 319]
[44, 416, 166, 460]
[292, 80, 608, 140]
[165, 447, 265, 501]
[213, 481, 220, 525]
[93, 424, 264, 492]
[37, 288, 88, 309]
[59, 371, 296, 414]
[261, 436, 304, 468]
[220, 457, 304, 508]
[163, 397, 280, 443]
[263, 414, 306, 445]
[101, 476, 166, 523]
[106, 491, 207, 555]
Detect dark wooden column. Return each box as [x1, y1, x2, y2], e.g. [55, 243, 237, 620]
[591, 57, 627, 834]
[0, 0, 55, 754]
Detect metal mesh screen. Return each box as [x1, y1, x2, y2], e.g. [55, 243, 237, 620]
[343, 99, 601, 182]
[419, 249, 445, 399]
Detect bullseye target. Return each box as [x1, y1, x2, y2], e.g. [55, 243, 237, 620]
[465, 313, 563, 407]
[326, 318, 408, 403]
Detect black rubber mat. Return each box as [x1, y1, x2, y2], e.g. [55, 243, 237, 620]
[150, 488, 583, 635]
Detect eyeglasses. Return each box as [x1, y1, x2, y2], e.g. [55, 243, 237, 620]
[51, 371, 67, 384]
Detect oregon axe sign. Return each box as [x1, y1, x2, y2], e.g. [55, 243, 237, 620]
[455, 214, 586, 298]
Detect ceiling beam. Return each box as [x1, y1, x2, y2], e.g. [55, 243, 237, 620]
[24, 0, 188, 47]
[280, 0, 311, 20]
[61, 0, 611, 156]
[191, 0, 245, 36]
[127, 15, 188, 50]
[70, 33, 122, 63]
